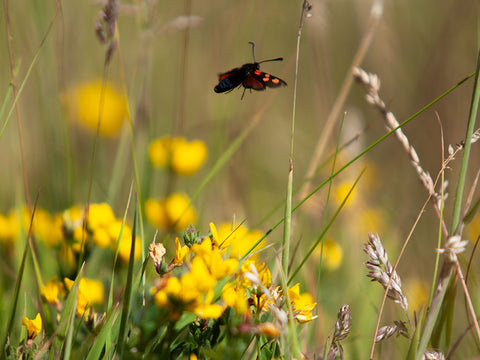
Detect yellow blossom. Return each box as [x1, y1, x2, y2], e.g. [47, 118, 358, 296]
[116, 233, 142, 262]
[22, 313, 42, 340]
[222, 282, 249, 315]
[148, 137, 172, 168]
[145, 198, 169, 229]
[87, 203, 115, 231]
[216, 223, 265, 260]
[333, 181, 358, 208]
[92, 227, 111, 248]
[313, 238, 343, 271]
[288, 284, 318, 323]
[173, 237, 189, 265]
[64, 277, 104, 317]
[42, 277, 64, 305]
[164, 193, 197, 230]
[65, 80, 127, 137]
[405, 278, 428, 312]
[239, 260, 272, 290]
[0, 211, 19, 244]
[170, 139, 208, 176]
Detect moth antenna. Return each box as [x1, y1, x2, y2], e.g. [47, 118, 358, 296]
[258, 57, 283, 64]
[249, 41, 256, 63]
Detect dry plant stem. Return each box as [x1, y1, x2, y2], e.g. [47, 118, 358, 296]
[354, 67, 480, 356]
[298, 0, 383, 201]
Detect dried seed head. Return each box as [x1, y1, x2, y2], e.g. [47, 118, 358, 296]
[437, 235, 468, 262]
[364, 233, 408, 314]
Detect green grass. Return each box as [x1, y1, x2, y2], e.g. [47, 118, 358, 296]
[0, 0, 479, 359]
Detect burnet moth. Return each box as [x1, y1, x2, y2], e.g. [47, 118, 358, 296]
[214, 42, 287, 99]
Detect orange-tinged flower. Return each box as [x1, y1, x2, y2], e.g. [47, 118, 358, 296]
[65, 80, 127, 137]
[256, 322, 281, 337]
[22, 313, 42, 340]
[42, 277, 65, 305]
[170, 139, 208, 176]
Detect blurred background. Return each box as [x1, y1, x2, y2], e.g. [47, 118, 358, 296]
[0, 0, 479, 356]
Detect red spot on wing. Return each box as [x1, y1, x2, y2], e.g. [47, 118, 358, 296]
[254, 70, 262, 76]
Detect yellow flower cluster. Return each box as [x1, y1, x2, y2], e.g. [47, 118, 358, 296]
[63, 203, 141, 262]
[0, 207, 63, 247]
[152, 237, 238, 320]
[41, 276, 104, 318]
[151, 223, 318, 334]
[0, 203, 141, 264]
[148, 136, 208, 176]
[64, 80, 128, 137]
[213, 222, 265, 261]
[145, 193, 197, 231]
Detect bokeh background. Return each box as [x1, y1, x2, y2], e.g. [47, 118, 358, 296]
[1, 0, 479, 357]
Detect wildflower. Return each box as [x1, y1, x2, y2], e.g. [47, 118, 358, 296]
[0, 210, 19, 244]
[87, 203, 115, 231]
[333, 181, 358, 208]
[148, 137, 172, 168]
[108, 220, 141, 262]
[170, 138, 208, 176]
[42, 277, 65, 306]
[405, 278, 428, 312]
[314, 238, 343, 270]
[288, 284, 318, 323]
[164, 193, 197, 230]
[146, 193, 197, 231]
[64, 278, 104, 317]
[148, 136, 208, 176]
[22, 313, 42, 340]
[216, 222, 265, 260]
[239, 260, 272, 293]
[222, 282, 249, 315]
[65, 80, 127, 137]
[173, 237, 189, 265]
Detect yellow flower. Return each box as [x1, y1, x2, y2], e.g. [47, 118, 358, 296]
[65, 80, 127, 137]
[239, 260, 272, 291]
[405, 278, 428, 312]
[148, 136, 208, 176]
[314, 238, 343, 271]
[87, 203, 115, 231]
[0, 210, 19, 244]
[22, 313, 42, 340]
[256, 322, 281, 338]
[222, 282, 249, 315]
[42, 277, 65, 305]
[148, 137, 172, 168]
[92, 227, 111, 248]
[164, 193, 197, 230]
[145, 193, 197, 231]
[145, 198, 169, 229]
[173, 237, 189, 265]
[288, 284, 318, 323]
[170, 139, 208, 176]
[333, 181, 359, 208]
[64, 277, 104, 316]
[216, 223, 265, 260]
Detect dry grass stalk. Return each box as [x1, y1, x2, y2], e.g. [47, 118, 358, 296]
[422, 349, 445, 360]
[352, 67, 447, 210]
[375, 320, 408, 343]
[364, 233, 409, 316]
[327, 304, 352, 360]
